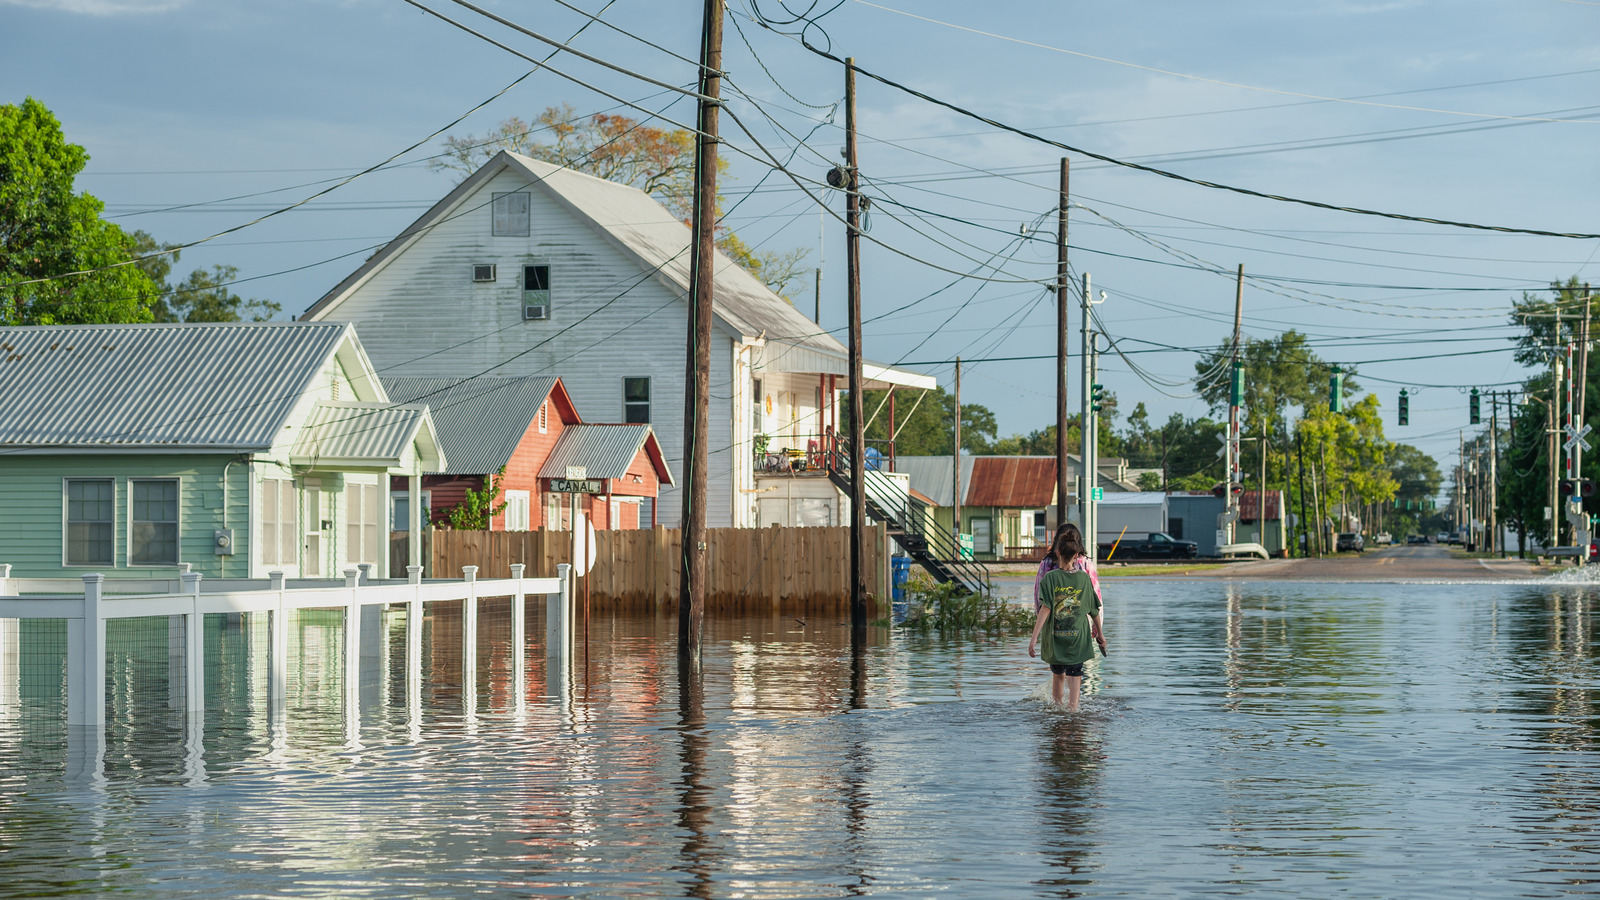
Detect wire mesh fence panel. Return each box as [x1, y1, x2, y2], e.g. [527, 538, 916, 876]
[0, 618, 68, 765]
[381, 604, 410, 708]
[105, 615, 182, 717]
[282, 607, 349, 751]
[421, 599, 463, 714]
[203, 611, 272, 757]
[476, 596, 512, 710]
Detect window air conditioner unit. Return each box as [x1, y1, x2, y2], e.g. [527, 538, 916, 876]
[524, 303, 549, 321]
[472, 264, 496, 282]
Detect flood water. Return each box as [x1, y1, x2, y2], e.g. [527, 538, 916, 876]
[2, 578, 1598, 898]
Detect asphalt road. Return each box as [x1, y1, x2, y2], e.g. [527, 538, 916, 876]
[1173, 542, 1543, 581]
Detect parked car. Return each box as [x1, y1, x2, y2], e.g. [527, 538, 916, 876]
[1436, 532, 1450, 543]
[1097, 532, 1200, 560]
[1406, 534, 1428, 545]
[1336, 532, 1365, 552]
[1375, 532, 1392, 546]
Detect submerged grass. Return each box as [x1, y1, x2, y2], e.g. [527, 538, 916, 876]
[890, 575, 1035, 633]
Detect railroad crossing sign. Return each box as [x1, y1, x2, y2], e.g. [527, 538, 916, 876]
[1565, 423, 1592, 454]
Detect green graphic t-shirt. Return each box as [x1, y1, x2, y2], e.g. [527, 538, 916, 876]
[1039, 568, 1100, 667]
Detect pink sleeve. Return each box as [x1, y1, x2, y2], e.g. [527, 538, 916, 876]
[1086, 558, 1102, 604]
[1033, 556, 1053, 609]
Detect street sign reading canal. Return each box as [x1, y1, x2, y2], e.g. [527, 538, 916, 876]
[550, 478, 604, 493]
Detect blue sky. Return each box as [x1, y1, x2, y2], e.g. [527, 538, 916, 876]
[5, 0, 1600, 479]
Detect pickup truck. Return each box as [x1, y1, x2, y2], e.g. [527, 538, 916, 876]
[1098, 532, 1199, 560]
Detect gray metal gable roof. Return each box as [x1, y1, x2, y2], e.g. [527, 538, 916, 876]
[291, 401, 432, 467]
[892, 456, 976, 508]
[382, 375, 557, 475]
[0, 322, 350, 451]
[538, 424, 654, 481]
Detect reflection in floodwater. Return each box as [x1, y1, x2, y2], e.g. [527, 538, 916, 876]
[1, 583, 1598, 898]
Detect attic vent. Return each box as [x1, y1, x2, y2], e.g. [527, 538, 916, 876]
[473, 264, 496, 283]
[331, 374, 341, 400]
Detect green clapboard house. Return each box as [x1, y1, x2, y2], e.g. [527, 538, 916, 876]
[0, 322, 443, 580]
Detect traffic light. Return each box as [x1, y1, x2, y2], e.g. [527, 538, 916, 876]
[1329, 367, 1344, 413]
[1561, 478, 1576, 498]
[1397, 389, 1409, 426]
[1469, 387, 1481, 425]
[1091, 382, 1106, 412]
[1585, 479, 1597, 498]
[1229, 360, 1244, 407]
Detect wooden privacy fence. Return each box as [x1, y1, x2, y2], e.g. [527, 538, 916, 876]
[393, 525, 889, 614]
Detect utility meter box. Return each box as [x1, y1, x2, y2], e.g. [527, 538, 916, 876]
[214, 528, 235, 556]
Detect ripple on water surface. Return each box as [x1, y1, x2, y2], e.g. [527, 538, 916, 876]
[1, 580, 1597, 898]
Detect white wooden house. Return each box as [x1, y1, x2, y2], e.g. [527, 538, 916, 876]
[301, 150, 933, 528]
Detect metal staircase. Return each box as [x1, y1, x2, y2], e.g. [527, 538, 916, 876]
[826, 450, 988, 596]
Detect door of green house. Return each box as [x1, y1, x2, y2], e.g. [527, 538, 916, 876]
[971, 517, 993, 556]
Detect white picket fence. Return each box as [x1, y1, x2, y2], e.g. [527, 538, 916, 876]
[0, 562, 572, 727]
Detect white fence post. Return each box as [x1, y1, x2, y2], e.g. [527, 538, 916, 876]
[510, 563, 526, 706]
[180, 572, 204, 715]
[461, 565, 479, 711]
[405, 565, 422, 711]
[67, 574, 106, 727]
[268, 571, 286, 706]
[343, 567, 360, 713]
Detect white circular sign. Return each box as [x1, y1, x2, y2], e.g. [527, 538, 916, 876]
[572, 517, 599, 576]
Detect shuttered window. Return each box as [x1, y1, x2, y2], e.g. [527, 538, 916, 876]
[65, 478, 115, 566]
[262, 478, 296, 567]
[346, 482, 381, 565]
[492, 191, 530, 236]
[505, 491, 530, 531]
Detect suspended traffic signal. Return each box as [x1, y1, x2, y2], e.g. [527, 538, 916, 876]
[1469, 387, 1481, 425]
[1229, 360, 1244, 407]
[1397, 389, 1409, 426]
[1329, 367, 1344, 412]
[1091, 382, 1106, 412]
[1560, 478, 1576, 498]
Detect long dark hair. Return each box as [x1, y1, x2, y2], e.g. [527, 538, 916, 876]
[1053, 523, 1086, 568]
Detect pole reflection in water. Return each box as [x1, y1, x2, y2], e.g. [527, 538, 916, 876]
[675, 656, 715, 900]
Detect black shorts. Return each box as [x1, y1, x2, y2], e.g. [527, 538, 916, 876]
[1049, 662, 1085, 677]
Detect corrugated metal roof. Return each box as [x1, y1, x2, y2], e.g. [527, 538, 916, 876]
[0, 322, 349, 450]
[291, 402, 432, 467]
[1239, 489, 1284, 520]
[966, 457, 1057, 508]
[538, 425, 655, 481]
[892, 456, 975, 508]
[896, 454, 1131, 507]
[383, 375, 558, 475]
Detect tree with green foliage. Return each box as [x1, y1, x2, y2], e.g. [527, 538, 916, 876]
[130, 231, 280, 323]
[0, 97, 160, 324]
[1194, 330, 1354, 444]
[445, 467, 508, 530]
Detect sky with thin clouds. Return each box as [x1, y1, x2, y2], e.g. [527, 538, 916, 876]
[4, 0, 1599, 477]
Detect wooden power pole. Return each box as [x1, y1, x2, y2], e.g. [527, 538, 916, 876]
[679, 0, 723, 662]
[1056, 158, 1070, 533]
[845, 58, 868, 634]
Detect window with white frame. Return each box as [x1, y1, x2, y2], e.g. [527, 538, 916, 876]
[261, 477, 297, 567]
[304, 483, 322, 577]
[492, 191, 530, 236]
[624, 376, 650, 424]
[346, 481, 381, 565]
[545, 493, 564, 531]
[505, 490, 531, 531]
[391, 490, 431, 531]
[130, 478, 179, 566]
[65, 478, 115, 566]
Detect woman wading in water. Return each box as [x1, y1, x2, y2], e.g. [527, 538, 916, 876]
[1027, 524, 1106, 710]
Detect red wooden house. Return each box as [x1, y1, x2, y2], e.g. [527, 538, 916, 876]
[384, 376, 672, 531]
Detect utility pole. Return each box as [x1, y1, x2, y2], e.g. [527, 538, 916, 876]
[1551, 309, 1563, 548]
[1575, 294, 1592, 556]
[678, 0, 723, 663]
[1056, 157, 1071, 534]
[1088, 339, 1100, 559]
[1258, 421, 1268, 547]
[844, 58, 867, 633]
[1079, 272, 1093, 556]
[1489, 393, 1499, 556]
[953, 355, 963, 544]
[1220, 265, 1244, 549]
[1297, 433, 1309, 557]
[814, 205, 824, 323]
